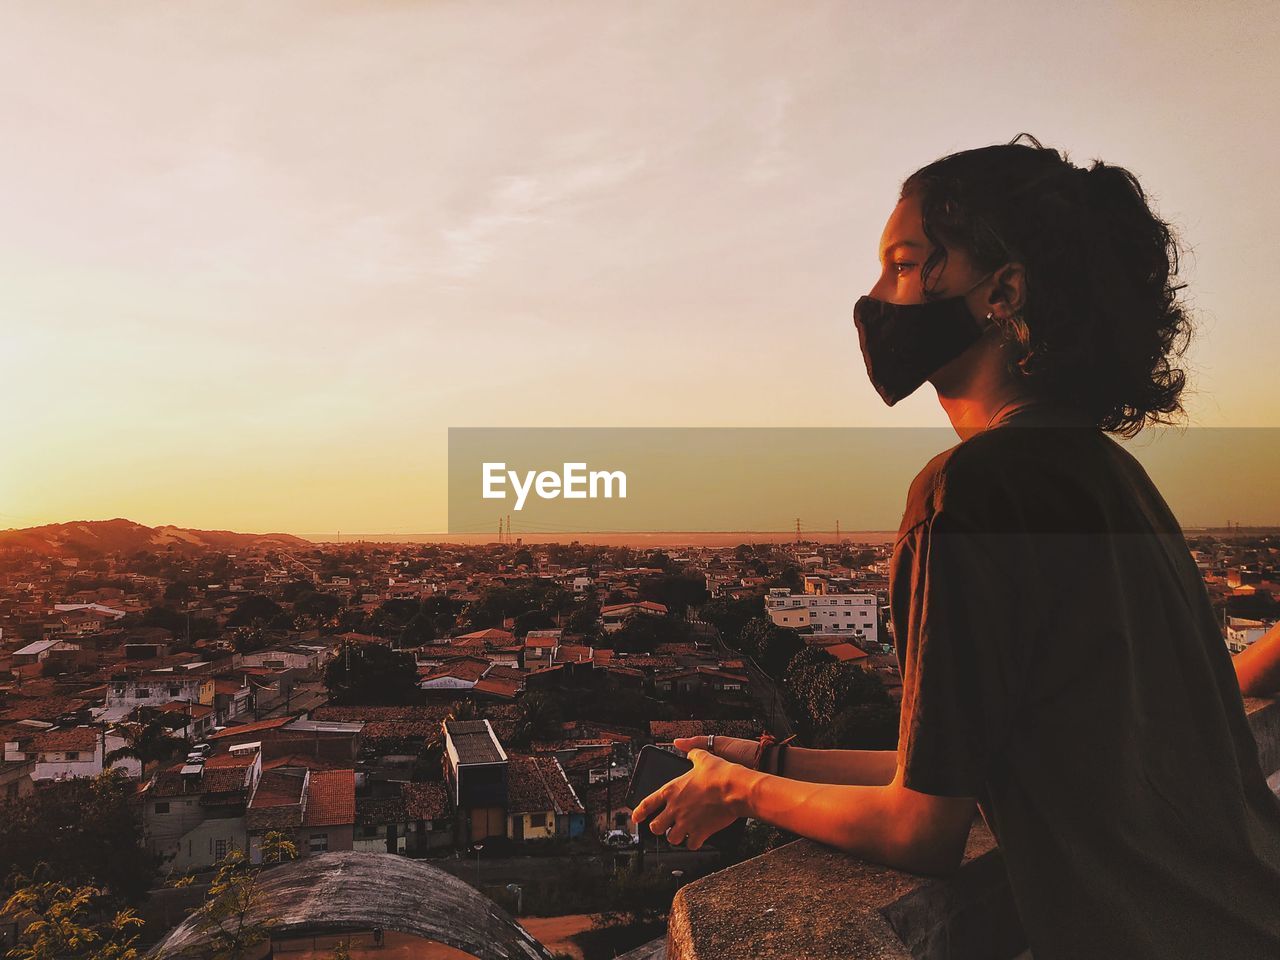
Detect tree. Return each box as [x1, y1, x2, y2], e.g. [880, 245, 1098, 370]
[228, 595, 284, 629]
[1, 877, 143, 960]
[174, 831, 298, 960]
[105, 719, 188, 780]
[611, 615, 694, 654]
[324, 641, 420, 705]
[0, 771, 158, 904]
[736, 617, 803, 679]
[784, 647, 897, 746]
[510, 691, 565, 749]
[637, 572, 709, 620]
[702, 594, 765, 650]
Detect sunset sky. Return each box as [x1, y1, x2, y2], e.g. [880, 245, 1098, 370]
[3, 1, 1278, 535]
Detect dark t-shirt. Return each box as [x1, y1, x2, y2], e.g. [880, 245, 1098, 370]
[889, 398, 1280, 959]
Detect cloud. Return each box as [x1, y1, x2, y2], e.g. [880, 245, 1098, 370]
[436, 153, 648, 280]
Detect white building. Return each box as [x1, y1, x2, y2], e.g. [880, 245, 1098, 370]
[3, 725, 141, 781]
[764, 588, 878, 644]
[1226, 617, 1276, 654]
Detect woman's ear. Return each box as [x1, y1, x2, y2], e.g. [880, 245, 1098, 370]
[988, 262, 1028, 318]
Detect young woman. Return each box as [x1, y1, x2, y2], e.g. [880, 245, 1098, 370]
[632, 134, 1280, 959]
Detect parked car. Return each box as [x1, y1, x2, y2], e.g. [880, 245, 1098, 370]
[604, 830, 638, 847]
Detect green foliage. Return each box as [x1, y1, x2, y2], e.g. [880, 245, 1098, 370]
[0, 771, 158, 904]
[509, 691, 565, 749]
[465, 582, 574, 631]
[739, 618, 803, 680]
[324, 642, 420, 705]
[768, 565, 803, 592]
[174, 831, 298, 960]
[565, 598, 600, 638]
[611, 615, 694, 654]
[227, 594, 284, 629]
[1, 878, 143, 960]
[230, 625, 270, 654]
[105, 719, 189, 779]
[783, 647, 898, 748]
[636, 572, 709, 619]
[701, 594, 765, 649]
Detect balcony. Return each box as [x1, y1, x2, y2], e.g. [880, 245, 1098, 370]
[624, 695, 1280, 960]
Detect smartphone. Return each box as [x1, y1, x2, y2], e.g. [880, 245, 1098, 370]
[623, 744, 746, 847]
[623, 744, 694, 815]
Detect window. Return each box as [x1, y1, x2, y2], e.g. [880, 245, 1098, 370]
[214, 838, 230, 860]
[308, 833, 328, 853]
[169, 686, 181, 697]
[155, 802, 170, 814]
[65, 752, 79, 761]
[136, 689, 151, 699]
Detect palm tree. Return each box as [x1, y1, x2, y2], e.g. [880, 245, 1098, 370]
[106, 719, 189, 780]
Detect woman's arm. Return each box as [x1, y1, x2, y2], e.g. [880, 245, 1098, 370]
[673, 735, 897, 786]
[1234, 620, 1280, 698]
[783, 745, 898, 786]
[633, 749, 976, 876]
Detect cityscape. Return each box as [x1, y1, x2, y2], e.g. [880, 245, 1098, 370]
[1, 518, 1276, 957]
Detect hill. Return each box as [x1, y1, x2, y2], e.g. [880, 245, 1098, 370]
[0, 518, 312, 558]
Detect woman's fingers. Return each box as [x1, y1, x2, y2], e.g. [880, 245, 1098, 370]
[673, 734, 760, 766]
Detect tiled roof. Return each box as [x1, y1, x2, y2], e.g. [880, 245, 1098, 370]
[472, 677, 518, 699]
[356, 794, 407, 826]
[445, 720, 504, 765]
[302, 770, 356, 827]
[30, 727, 98, 752]
[455, 628, 515, 643]
[251, 768, 307, 808]
[506, 755, 585, 816]
[402, 781, 450, 821]
[209, 716, 296, 740]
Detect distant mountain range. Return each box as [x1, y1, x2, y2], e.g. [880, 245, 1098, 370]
[0, 519, 312, 557]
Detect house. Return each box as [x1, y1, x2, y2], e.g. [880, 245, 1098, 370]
[237, 644, 328, 672]
[2, 725, 140, 781]
[600, 601, 668, 633]
[419, 656, 490, 694]
[442, 719, 509, 845]
[141, 751, 261, 870]
[505, 755, 586, 841]
[0, 758, 36, 802]
[43, 608, 108, 638]
[106, 673, 214, 717]
[354, 789, 411, 855]
[764, 587, 879, 643]
[821, 642, 871, 666]
[402, 781, 453, 853]
[212, 678, 255, 725]
[522, 631, 561, 669]
[12, 639, 78, 667]
[245, 764, 356, 861]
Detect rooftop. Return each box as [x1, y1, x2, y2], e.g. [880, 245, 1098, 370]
[445, 719, 506, 765]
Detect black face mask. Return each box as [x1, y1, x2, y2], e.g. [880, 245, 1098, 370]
[852, 273, 995, 406]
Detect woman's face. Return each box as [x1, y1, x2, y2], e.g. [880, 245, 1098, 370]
[868, 192, 985, 306]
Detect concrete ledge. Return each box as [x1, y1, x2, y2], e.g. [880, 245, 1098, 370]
[666, 823, 1020, 960]
[667, 696, 1280, 960]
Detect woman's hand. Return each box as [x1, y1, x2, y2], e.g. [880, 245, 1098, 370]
[631, 747, 750, 851]
[672, 735, 760, 768]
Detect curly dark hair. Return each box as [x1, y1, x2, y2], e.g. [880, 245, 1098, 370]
[900, 133, 1193, 438]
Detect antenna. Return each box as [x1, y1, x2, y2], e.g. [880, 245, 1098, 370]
[498, 518, 504, 544]
[835, 520, 840, 543]
[795, 518, 801, 545]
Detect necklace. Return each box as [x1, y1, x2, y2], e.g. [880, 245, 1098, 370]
[984, 397, 1028, 431]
